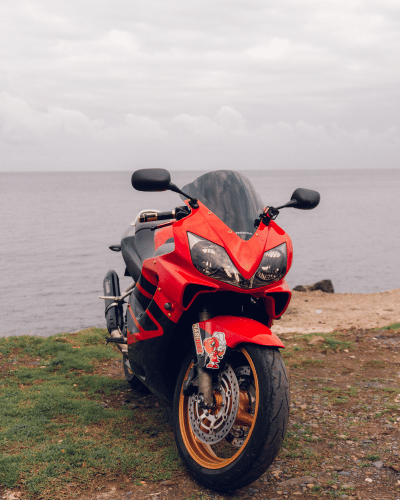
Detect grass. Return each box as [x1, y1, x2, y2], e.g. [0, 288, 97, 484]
[2, 322, 400, 499]
[0, 328, 181, 499]
[375, 322, 400, 331]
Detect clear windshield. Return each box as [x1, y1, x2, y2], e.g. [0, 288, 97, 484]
[181, 170, 264, 241]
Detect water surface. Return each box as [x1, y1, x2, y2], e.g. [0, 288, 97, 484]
[1, 168, 398, 337]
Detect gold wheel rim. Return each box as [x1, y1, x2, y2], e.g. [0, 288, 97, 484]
[178, 348, 259, 469]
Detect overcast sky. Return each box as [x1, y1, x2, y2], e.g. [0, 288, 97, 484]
[1, 0, 400, 171]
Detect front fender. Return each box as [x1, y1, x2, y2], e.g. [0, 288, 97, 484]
[198, 315, 285, 349]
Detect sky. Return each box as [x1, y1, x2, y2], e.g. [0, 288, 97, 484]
[1, 0, 400, 171]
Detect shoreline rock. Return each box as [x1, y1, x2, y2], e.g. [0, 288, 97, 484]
[293, 279, 335, 294]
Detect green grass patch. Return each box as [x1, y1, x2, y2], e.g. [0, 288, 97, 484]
[0, 328, 182, 498]
[321, 335, 353, 352]
[377, 322, 400, 331]
[301, 358, 326, 368]
[293, 332, 353, 352]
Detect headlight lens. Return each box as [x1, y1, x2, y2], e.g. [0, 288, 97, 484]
[189, 237, 225, 276]
[254, 243, 287, 285]
[188, 232, 287, 288]
[187, 233, 241, 284]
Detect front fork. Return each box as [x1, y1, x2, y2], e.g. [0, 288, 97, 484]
[191, 309, 224, 410]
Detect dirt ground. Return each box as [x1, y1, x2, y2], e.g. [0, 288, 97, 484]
[274, 288, 400, 334]
[3, 290, 400, 500]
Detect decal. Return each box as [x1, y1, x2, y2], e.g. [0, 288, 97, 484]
[203, 331, 227, 369]
[192, 323, 204, 355]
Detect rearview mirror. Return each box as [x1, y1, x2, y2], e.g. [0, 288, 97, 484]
[289, 188, 320, 210]
[131, 168, 171, 192]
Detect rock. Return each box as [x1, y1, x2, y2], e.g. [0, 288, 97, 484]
[339, 471, 351, 477]
[160, 480, 176, 486]
[372, 461, 383, 469]
[342, 483, 356, 489]
[308, 336, 326, 345]
[278, 476, 315, 486]
[293, 279, 334, 293]
[4, 492, 21, 500]
[247, 487, 259, 493]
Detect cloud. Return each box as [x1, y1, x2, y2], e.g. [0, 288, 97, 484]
[0, 1, 400, 170]
[1, 93, 399, 171]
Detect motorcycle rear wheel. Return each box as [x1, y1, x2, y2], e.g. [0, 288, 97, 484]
[172, 345, 289, 491]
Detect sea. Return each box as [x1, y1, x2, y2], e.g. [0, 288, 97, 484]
[1, 168, 399, 338]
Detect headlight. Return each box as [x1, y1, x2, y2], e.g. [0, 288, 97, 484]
[188, 232, 287, 288]
[253, 243, 287, 286]
[188, 233, 242, 285]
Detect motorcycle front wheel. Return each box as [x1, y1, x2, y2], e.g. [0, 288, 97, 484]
[172, 344, 289, 492]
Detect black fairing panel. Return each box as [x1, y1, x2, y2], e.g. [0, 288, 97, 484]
[127, 324, 195, 407]
[121, 221, 157, 281]
[121, 220, 175, 281]
[121, 238, 141, 281]
[126, 300, 193, 407]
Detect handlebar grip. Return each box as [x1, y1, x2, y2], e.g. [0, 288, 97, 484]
[138, 211, 175, 223]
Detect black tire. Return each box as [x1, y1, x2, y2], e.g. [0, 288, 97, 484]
[123, 354, 150, 393]
[172, 344, 290, 491]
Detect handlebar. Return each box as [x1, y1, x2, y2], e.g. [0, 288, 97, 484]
[138, 205, 191, 224]
[138, 210, 176, 223]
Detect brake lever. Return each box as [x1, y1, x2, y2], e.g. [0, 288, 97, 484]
[254, 206, 280, 228]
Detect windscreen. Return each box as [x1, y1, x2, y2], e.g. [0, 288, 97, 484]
[181, 170, 264, 241]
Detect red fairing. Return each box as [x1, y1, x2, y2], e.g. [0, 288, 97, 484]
[199, 315, 285, 349]
[140, 200, 292, 326]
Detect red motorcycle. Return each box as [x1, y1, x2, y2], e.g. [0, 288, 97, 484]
[101, 169, 319, 491]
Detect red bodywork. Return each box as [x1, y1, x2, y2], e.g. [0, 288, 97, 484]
[199, 316, 284, 348]
[127, 200, 292, 348]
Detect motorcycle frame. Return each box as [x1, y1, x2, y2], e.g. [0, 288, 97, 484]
[125, 199, 293, 406]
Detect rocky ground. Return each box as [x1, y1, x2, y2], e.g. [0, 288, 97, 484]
[2, 290, 400, 500]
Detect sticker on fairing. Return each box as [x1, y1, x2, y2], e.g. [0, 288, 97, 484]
[203, 331, 227, 369]
[192, 323, 204, 355]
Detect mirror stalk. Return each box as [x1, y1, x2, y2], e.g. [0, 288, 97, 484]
[169, 183, 199, 209]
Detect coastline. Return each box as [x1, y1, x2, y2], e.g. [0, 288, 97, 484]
[273, 288, 400, 335]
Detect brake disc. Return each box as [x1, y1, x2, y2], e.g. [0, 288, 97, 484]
[226, 365, 256, 447]
[188, 364, 239, 444]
